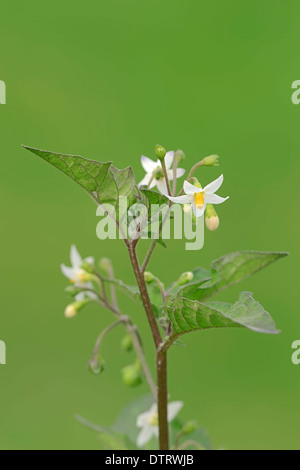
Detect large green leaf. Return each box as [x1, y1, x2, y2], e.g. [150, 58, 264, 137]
[178, 251, 288, 301]
[165, 291, 280, 343]
[23, 146, 136, 209]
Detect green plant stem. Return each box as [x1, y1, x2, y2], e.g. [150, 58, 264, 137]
[106, 262, 120, 311]
[157, 349, 169, 450]
[141, 204, 172, 273]
[92, 292, 157, 399]
[89, 317, 126, 367]
[161, 159, 172, 196]
[177, 160, 204, 196]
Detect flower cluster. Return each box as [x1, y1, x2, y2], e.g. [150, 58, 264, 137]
[138, 145, 229, 231]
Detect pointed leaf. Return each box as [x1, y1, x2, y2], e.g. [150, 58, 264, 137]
[23, 146, 136, 210]
[178, 251, 288, 301]
[139, 188, 169, 221]
[165, 291, 280, 343]
[104, 279, 141, 303]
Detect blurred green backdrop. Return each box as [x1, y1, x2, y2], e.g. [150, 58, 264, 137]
[0, 0, 299, 450]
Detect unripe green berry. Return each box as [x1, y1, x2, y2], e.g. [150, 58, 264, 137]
[122, 362, 142, 387]
[121, 334, 133, 352]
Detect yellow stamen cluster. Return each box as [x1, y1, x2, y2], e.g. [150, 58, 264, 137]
[149, 412, 159, 426]
[195, 192, 204, 209]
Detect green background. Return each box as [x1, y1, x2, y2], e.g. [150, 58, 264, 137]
[0, 0, 299, 450]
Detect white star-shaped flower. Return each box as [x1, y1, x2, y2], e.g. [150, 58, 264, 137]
[136, 401, 183, 448]
[138, 151, 185, 194]
[61, 245, 95, 301]
[167, 174, 229, 217]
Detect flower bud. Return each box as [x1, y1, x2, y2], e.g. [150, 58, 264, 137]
[64, 300, 89, 319]
[65, 285, 82, 296]
[189, 177, 202, 189]
[81, 260, 94, 273]
[205, 204, 220, 231]
[77, 269, 95, 283]
[88, 356, 105, 375]
[99, 257, 112, 274]
[181, 420, 198, 435]
[121, 361, 142, 387]
[177, 271, 194, 286]
[201, 155, 219, 167]
[174, 149, 185, 163]
[121, 334, 133, 352]
[144, 271, 154, 284]
[155, 144, 167, 161]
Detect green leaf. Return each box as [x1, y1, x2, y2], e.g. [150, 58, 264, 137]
[139, 188, 169, 218]
[97, 431, 129, 450]
[178, 251, 288, 301]
[147, 282, 164, 316]
[113, 395, 155, 449]
[171, 419, 212, 450]
[104, 278, 141, 303]
[165, 291, 280, 342]
[23, 146, 136, 210]
[147, 229, 167, 248]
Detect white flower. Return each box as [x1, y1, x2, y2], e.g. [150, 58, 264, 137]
[138, 151, 185, 194]
[167, 174, 229, 217]
[136, 401, 183, 448]
[61, 245, 96, 301]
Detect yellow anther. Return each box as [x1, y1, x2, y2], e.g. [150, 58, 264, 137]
[195, 192, 204, 209]
[149, 412, 159, 426]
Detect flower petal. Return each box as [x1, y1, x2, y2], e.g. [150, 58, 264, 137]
[137, 411, 151, 428]
[137, 425, 155, 448]
[138, 173, 152, 187]
[167, 401, 184, 422]
[141, 156, 157, 173]
[61, 264, 76, 280]
[184, 180, 200, 195]
[175, 168, 186, 178]
[70, 245, 82, 269]
[167, 194, 194, 204]
[84, 256, 95, 266]
[167, 168, 186, 182]
[203, 174, 224, 195]
[149, 178, 157, 189]
[164, 151, 175, 170]
[156, 178, 168, 195]
[192, 199, 206, 217]
[205, 193, 229, 205]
